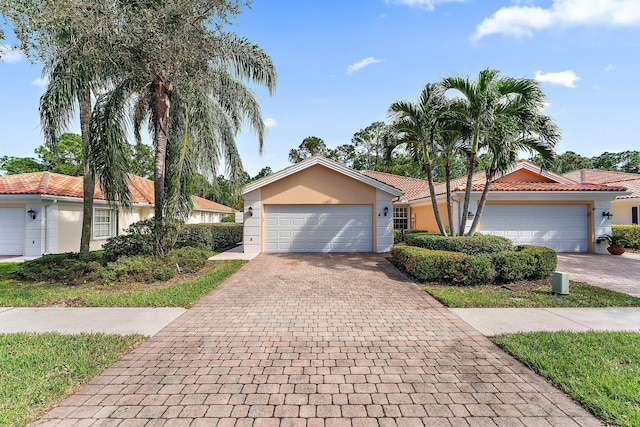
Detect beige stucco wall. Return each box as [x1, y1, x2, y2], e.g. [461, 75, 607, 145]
[261, 164, 375, 205]
[411, 201, 450, 232]
[612, 200, 639, 224]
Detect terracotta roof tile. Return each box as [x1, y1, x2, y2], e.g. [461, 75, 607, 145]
[0, 172, 235, 209]
[469, 182, 628, 192]
[360, 170, 424, 201]
[191, 195, 234, 212]
[563, 169, 640, 199]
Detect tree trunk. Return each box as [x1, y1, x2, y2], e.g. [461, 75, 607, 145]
[459, 150, 476, 235]
[152, 76, 173, 253]
[444, 158, 454, 235]
[423, 161, 446, 236]
[79, 87, 94, 258]
[468, 177, 491, 236]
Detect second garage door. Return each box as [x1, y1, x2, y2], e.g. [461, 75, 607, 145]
[264, 205, 372, 253]
[481, 204, 588, 252]
[0, 207, 25, 256]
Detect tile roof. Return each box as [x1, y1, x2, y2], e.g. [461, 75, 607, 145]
[468, 182, 627, 192]
[0, 171, 235, 210]
[359, 170, 425, 201]
[192, 195, 234, 212]
[563, 169, 640, 199]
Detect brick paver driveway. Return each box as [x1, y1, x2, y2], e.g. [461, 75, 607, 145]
[36, 254, 601, 427]
[558, 252, 640, 297]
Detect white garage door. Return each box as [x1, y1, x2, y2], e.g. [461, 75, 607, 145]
[481, 204, 588, 252]
[264, 205, 372, 253]
[0, 208, 25, 256]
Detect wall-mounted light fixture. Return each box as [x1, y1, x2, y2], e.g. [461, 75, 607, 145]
[27, 209, 37, 220]
[467, 211, 475, 220]
[383, 206, 389, 217]
[602, 211, 613, 220]
[246, 206, 253, 217]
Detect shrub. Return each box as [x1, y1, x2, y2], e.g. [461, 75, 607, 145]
[14, 252, 102, 285]
[405, 232, 513, 255]
[102, 219, 155, 262]
[167, 247, 211, 273]
[493, 249, 538, 282]
[179, 223, 243, 251]
[220, 214, 236, 223]
[393, 229, 403, 244]
[521, 245, 557, 279]
[97, 255, 175, 284]
[612, 224, 640, 249]
[391, 245, 495, 285]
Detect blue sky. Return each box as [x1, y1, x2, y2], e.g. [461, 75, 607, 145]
[1, 0, 639, 176]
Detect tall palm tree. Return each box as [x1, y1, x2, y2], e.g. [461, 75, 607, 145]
[91, 21, 276, 253]
[389, 83, 448, 235]
[467, 114, 560, 235]
[442, 68, 548, 235]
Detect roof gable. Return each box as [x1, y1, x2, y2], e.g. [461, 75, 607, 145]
[243, 156, 403, 197]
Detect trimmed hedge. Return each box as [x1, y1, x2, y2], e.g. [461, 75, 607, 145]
[179, 223, 243, 251]
[612, 224, 640, 249]
[391, 244, 557, 285]
[391, 246, 495, 285]
[405, 232, 514, 255]
[493, 245, 557, 282]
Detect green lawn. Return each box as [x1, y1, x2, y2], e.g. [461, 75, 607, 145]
[0, 332, 145, 427]
[422, 281, 640, 308]
[0, 260, 246, 308]
[495, 331, 640, 426]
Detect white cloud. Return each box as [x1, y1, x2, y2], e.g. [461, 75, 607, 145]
[387, 0, 465, 11]
[32, 76, 50, 86]
[264, 118, 277, 129]
[535, 70, 581, 88]
[346, 57, 382, 75]
[604, 64, 616, 71]
[473, 0, 640, 39]
[0, 44, 25, 64]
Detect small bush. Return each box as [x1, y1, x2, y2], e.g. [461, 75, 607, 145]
[220, 214, 236, 223]
[613, 224, 640, 249]
[15, 252, 102, 285]
[167, 247, 211, 273]
[97, 256, 175, 284]
[493, 245, 557, 282]
[102, 219, 155, 262]
[405, 233, 513, 255]
[393, 229, 403, 244]
[391, 245, 495, 285]
[179, 223, 243, 251]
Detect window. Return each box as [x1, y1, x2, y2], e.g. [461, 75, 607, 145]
[633, 206, 638, 225]
[93, 208, 114, 239]
[394, 207, 408, 230]
[200, 212, 206, 223]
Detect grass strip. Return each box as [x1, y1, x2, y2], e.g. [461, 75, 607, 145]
[422, 281, 640, 308]
[495, 331, 640, 426]
[0, 332, 144, 427]
[0, 260, 246, 308]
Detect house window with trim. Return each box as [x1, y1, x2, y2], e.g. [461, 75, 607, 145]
[93, 208, 115, 239]
[633, 206, 638, 225]
[200, 212, 206, 223]
[393, 207, 408, 230]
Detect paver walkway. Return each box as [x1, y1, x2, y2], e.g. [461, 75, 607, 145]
[35, 254, 602, 426]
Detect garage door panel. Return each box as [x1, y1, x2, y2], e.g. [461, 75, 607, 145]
[482, 205, 588, 252]
[0, 208, 25, 255]
[264, 205, 372, 253]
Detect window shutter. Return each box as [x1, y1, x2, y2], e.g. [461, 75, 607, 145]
[633, 206, 638, 225]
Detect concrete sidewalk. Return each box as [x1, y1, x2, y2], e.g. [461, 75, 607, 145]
[451, 307, 640, 336]
[0, 307, 186, 336]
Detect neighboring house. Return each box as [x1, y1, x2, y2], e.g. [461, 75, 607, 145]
[0, 171, 234, 256]
[242, 156, 403, 253]
[363, 159, 629, 254]
[563, 169, 640, 225]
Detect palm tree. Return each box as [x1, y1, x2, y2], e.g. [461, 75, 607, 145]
[467, 114, 560, 235]
[90, 19, 276, 253]
[388, 83, 448, 235]
[442, 68, 548, 235]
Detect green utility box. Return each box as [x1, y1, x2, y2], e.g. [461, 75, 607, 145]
[552, 271, 569, 295]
